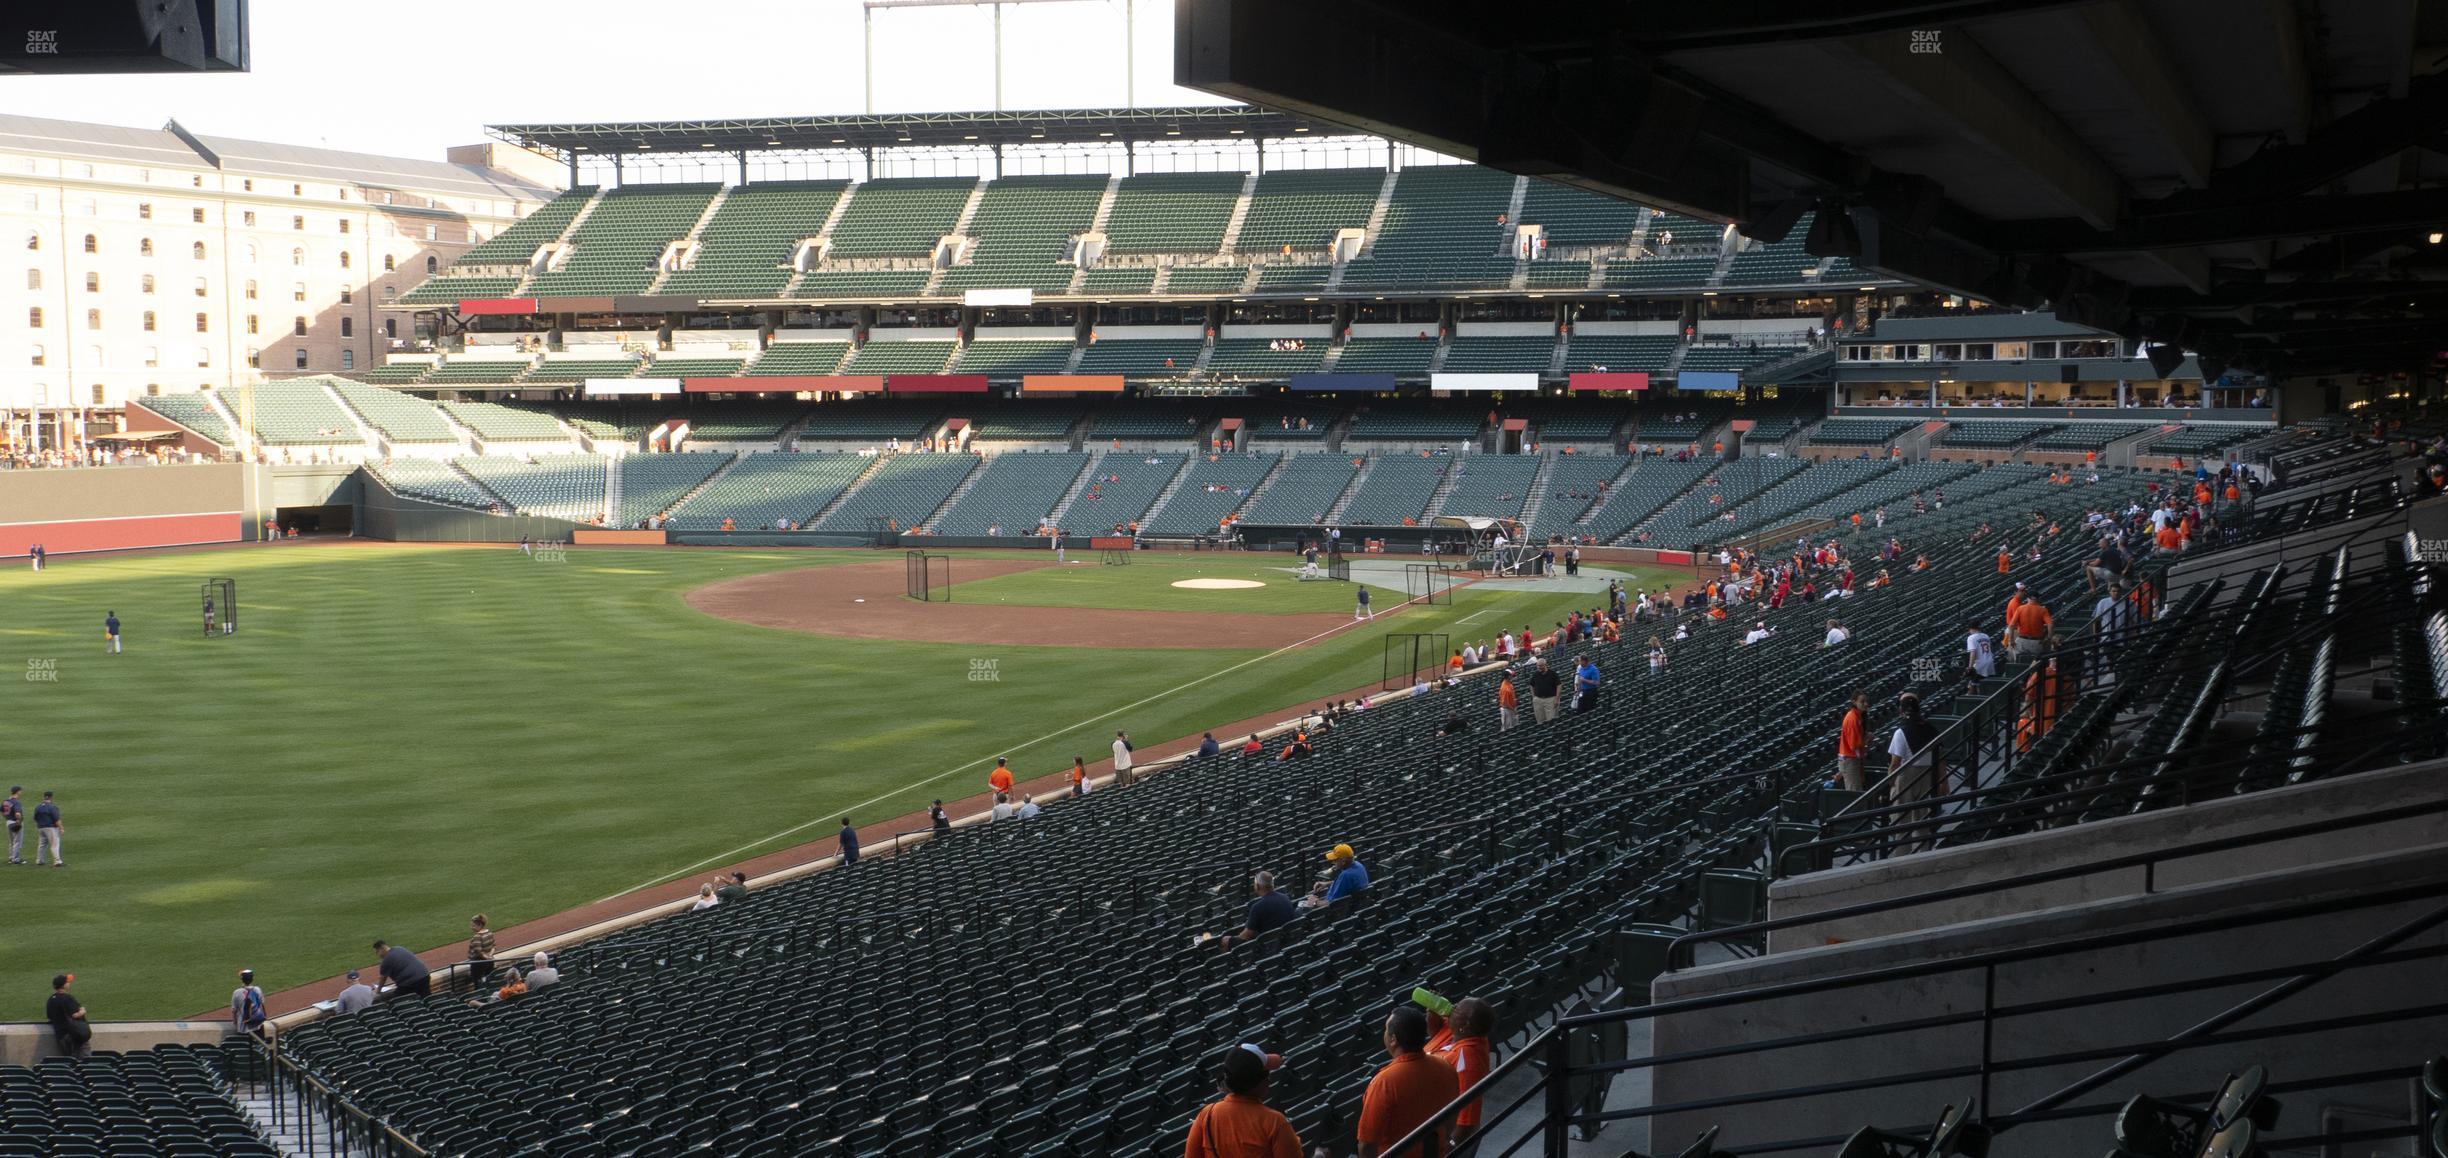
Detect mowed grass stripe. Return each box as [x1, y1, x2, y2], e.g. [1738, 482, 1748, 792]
[1, 544, 1658, 1016]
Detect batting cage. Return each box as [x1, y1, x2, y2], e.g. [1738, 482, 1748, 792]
[1100, 548, 1133, 566]
[200, 578, 237, 636]
[1381, 632, 1451, 692]
[1404, 563, 1455, 605]
[1326, 550, 1351, 582]
[904, 551, 951, 602]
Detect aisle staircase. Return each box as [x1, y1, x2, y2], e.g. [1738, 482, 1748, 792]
[1216, 174, 1258, 254]
[1323, 456, 1374, 522]
[1043, 448, 1109, 528]
[1515, 453, 1562, 528]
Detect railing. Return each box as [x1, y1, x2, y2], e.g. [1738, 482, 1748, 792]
[257, 1032, 429, 1157]
[1382, 880, 2448, 1157]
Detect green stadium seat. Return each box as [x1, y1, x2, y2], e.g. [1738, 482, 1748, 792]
[932, 451, 1091, 535]
[1105, 172, 1243, 254]
[331, 380, 456, 444]
[843, 341, 956, 376]
[746, 340, 853, 377]
[666, 452, 871, 529]
[659, 181, 849, 300]
[526, 184, 722, 298]
[129, 394, 233, 446]
[941, 175, 1107, 295]
[1235, 168, 1383, 254]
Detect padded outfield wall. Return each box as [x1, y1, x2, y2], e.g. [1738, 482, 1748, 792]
[0, 464, 275, 557]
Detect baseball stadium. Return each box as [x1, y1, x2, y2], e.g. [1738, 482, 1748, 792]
[4, 2, 2448, 1156]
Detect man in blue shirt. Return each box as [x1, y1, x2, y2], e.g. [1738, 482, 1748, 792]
[837, 819, 860, 866]
[1196, 732, 1221, 758]
[104, 612, 120, 655]
[31, 792, 62, 868]
[1227, 871, 1299, 946]
[1307, 843, 1369, 909]
[1574, 657, 1602, 713]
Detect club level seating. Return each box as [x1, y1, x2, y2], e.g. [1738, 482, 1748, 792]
[1068, 452, 1187, 529]
[1564, 334, 1677, 373]
[684, 403, 807, 442]
[1435, 454, 1541, 519]
[657, 181, 849, 300]
[1743, 415, 1805, 441]
[1527, 454, 1637, 538]
[1442, 335, 1556, 374]
[1104, 171, 1244, 254]
[1241, 405, 1333, 441]
[399, 274, 522, 305]
[1344, 408, 1482, 442]
[1634, 402, 1739, 444]
[1940, 420, 2063, 448]
[458, 187, 595, 265]
[1080, 267, 1158, 294]
[617, 452, 732, 526]
[355, 363, 431, 385]
[821, 177, 978, 259]
[1339, 166, 1518, 291]
[1525, 260, 1592, 288]
[642, 357, 747, 379]
[422, 359, 535, 386]
[1565, 458, 1711, 542]
[1533, 412, 1624, 442]
[525, 184, 721, 298]
[1812, 417, 1918, 446]
[1721, 214, 1821, 285]
[1252, 264, 1331, 291]
[1240, 453, 1360, 524]
[814, 453, 978, 531]
[1603, 255, 1718, 289]
[1233, 167, 1385, 254]
[932, 451, 1090, 535]
[1713, 458, 1918, 541]
[745, 341, 853, 376]
[442, 401, 573, 444]
[964, 404, 1083, 442]
[2032, 423, 2157, 452]
[1142, 452, 1277, 535]
[241, 378, 362, 446]
[1642, 211, 1720, 249]
[331, 379, 456, 444]
[1165, 265, 1252, 294]
[795, 403, 942, 443]
[130, 394, 232, 445]
[454, 454, 605, 522]
[953, 340, 1076, 382]
[666, 452, 871, 530]
[1331, 336, 1439, 376]
[842, 341, 956, 376]
[524, 359, 641, 386]
[941, 175, 1108, 294]
[2148, 426, 2263, 457]
[789, 269, 931, 299]
[553, 402, 661, 444]
[0, 1044, 281, 1156]
[1679, 344, 1803, 374]
[1206, 338, 1326, 378]
[1338, 454, 1449, 524]
[1518, 180, 1643, 246]
[1076, 338, 1204, 379]
[1087, 408, 1202, 441]
[372, 456, 490, 507]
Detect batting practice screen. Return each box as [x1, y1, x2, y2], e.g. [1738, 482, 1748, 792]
[200, 578, 237, 635]
[904, 552, 950, 602]
[1381, 633, 1452, 692]
[1405, 563, 1454, 605]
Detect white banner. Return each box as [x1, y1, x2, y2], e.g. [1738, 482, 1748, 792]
[963, 288, 1035, 307]
[584, 377, 680, 396]
[1432, 372, 1539, 392]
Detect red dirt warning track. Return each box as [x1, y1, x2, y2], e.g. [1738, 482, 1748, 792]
[683, 556, 1399, 649]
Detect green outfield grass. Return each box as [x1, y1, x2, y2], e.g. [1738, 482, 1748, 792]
[0, 543, 1672, 1018]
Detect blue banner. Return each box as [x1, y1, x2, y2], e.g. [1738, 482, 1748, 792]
[1288, 373, 1397, 393]
[1676, 370, 1740, 392]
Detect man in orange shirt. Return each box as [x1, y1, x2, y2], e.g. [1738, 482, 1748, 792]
[2005, 581, 2028, 624]
[1357, 1006, 1460, 1158]
[987, 758, 1015, 797]
[1183, 1045, 1302, 1158]
[1836, 691, 1869, 790]
[1996, 546, 2012, 573]
[1496, 673, 1519, 733]
[2008, 595, 2054, 660]
[1427, 997, 1496, 1145]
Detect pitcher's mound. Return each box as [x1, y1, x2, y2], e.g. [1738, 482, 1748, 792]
[1172, 578, 1267, 590]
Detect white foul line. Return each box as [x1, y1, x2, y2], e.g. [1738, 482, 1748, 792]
[601, 585, 1458, 901]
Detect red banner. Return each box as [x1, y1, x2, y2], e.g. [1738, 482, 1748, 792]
[457, 298, 538, 316]
[887, 374, 990, 394]
[1570, 371, 1648, 392]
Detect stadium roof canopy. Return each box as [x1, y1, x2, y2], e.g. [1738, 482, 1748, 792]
[1178, 0, 2448, 376]
[487, 106, 1340, 158]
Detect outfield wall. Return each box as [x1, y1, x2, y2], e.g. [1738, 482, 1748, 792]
[357, 472, 590, 544]
[0, 464, 275, 557]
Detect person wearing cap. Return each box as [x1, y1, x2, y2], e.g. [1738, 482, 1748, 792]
[1357, 1005, 1459, 1157]
[1303, 845, 1369, 911]
[334, 971, 376, 1015]
[229, 969, 267, 1037]
[2, 786, 22, 865]
[1183, 1043, 1301, 1157]
[525, 952, 560, 990]
[46, 974, 89, 1059]
[32, 791, 62, 868]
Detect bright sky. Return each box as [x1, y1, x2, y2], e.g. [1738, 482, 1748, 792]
[18, 0, 1228, 161]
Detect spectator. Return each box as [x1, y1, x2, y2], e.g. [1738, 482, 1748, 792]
[1230, 871, 1299, 945]
[1303, 844, 1370, 910]
[1071, 756, 1092, 796]
[1241, 734, 1266, 757]
[1275, 732, 1313, 761]
[1888, 692, 1944, 846]
[930, 799, 952, 836]
[1573, 655, 1601, 713]
[2007, 594, 2054, 659]
[229, 969, 267, 1037]
[1113, 731, 1136, 786]
[1016, 794, 1042, 821]
[991, 793, 1017, 823]
[1527, 658, 1562, 724]
[524, 953, 560, 990]
[1426, 997, 1496, 1152]
[333, 971, 375, 1015]
[1, 786, 20, 865]
[1966, 622, 1998, 679]
[838, 818, 860, 865]
[466, 915, 496, 985]
[374, 939, 430, 997]
[1184, 1044, 1302, 1158]
[988, 758, 1015, 797]
[1357, 1005, 1460, 1158]
[489, 968, 527, 1003]
[2086, 536, 2127, 593]
[1836, 691, 1869, 791]
[689, 884, 720, 912]
[1437, 704, 1471, 738]
[1496, 672, 1519, 732]
[1743, 621, 1775, 646]
[47, 974, 89, 1059]
[1822, 619, 1851, 648]
[1197, 732, 1220, 758]
[715, 872, 749, 904]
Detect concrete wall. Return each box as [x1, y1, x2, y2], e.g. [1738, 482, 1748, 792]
[0, 1021, 232, 1067]
[1646, 847, 2448, 1157]
[0, 463, 269, 557]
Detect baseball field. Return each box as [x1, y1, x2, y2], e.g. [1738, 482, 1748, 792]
[0, 542, 1682, 1017]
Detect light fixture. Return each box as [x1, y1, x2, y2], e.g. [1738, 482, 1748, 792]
[1702, 291, 1717, 297]
[1097, 131, 1114, 137]
[2431, 231, 2444, 244]
[1228, 129, 1244, 135]
[830, 138, 846, 144]
[1165, 129, 1180, 136]
[963, 135, 978, 141]
[1294, 127, 1309, 133]
[1859, 286, 1876, 292]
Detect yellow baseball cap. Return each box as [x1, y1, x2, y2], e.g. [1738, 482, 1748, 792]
[1326, 843, 1354, 862]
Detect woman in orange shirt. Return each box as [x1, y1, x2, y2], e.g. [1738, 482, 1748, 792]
[1069, 757, 1089, 797]
[1997, 547, 2012, 573]
[1184, 1045, 1302, 1158]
